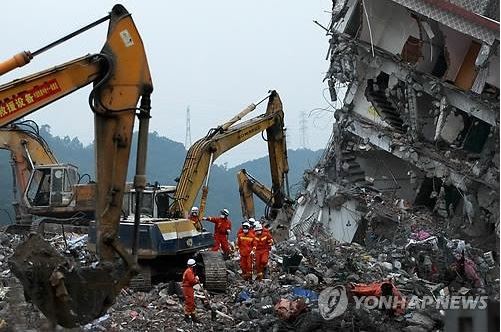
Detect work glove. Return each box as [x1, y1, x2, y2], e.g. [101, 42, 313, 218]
[226, 229, 231, 235]
[195, 276, 200, 283]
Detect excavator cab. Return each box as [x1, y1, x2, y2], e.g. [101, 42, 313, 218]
[25, 164, 79, 208]
[121, 183, 176, 219]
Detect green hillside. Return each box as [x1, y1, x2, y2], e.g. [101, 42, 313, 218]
[0, 126, 323, 225]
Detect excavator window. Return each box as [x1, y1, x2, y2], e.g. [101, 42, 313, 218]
[128, 192, 154, 218]
[155, 192, 169, 218]
[49, 166, 78, 206]
[27, 168, 51, 206]
[141, 193, 154, 216]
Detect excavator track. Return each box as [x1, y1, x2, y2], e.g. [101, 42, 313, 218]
[199, 251, 227, 292]
[128, 266, 152, 292]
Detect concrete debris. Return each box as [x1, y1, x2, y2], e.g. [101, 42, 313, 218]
[0, 223, 497, 331]
[302, 0, 500, 251]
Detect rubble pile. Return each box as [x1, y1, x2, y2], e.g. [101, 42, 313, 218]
[0, 222, 498, 331]
[0, 232, 52, 330]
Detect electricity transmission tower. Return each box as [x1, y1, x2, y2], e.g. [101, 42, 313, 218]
[185, 106, 192, 148]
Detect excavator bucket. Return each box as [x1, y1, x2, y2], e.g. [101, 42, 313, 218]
[9, 234, 128, 328]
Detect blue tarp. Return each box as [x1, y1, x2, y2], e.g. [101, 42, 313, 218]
[238, 290, 251, 302]
[292, 287, 318, 303]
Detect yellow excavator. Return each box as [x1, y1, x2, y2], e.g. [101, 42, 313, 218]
[237, 168, 294, 242]
[1, 5, 153, 327]
[171, 90, 288, 219]
[89, 91, 288, 291]
[0, 121, 94, 231]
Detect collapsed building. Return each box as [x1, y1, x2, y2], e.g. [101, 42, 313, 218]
[290, 0, 500, 245]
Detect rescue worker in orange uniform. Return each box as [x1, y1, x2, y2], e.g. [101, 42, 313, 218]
[188, 206, 202, 231]
[236, 222, 255, 280]
[182, 259, 200, 322]
[253, 222, 273, 280]
[203, 208, 232, 258]
[246, 218, 256, 236]
[248, 217, 256, 232]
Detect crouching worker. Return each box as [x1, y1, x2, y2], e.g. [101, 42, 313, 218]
[182, 259, 200, 322]
[236, 222, 255, 280]
[253, 223, 273, 280]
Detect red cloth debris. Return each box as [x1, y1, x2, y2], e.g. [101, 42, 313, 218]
[348, 280, 405, 315]
[274, 298, 307, 320]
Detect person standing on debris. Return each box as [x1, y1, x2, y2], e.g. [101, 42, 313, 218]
[253, 223, 273, 280]
[188, 206, 202, 231]
[182, 259, 200, 322]
[236, 222, 255, 280]
[203, 208, 232, 257]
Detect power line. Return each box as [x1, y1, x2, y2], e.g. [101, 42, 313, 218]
[185, 106, 191, 148]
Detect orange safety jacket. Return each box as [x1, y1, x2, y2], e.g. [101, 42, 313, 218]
[236, 229, 255, 256]
[182, 267, 198, 288]
[254, 231, 273, 252]
[207, 216, 231, 236]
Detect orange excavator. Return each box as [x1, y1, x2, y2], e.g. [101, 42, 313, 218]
[1, 5, 153, 327]
[0, 121, 95, 231]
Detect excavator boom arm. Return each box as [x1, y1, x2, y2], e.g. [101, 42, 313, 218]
[171, 91, 284, 215]
[0, 55, 103, 126]
[237, 169, 275, 219]
[235, 89, 290, 222]
[266, 94, 289, 208]
[92, 5, 153, 260]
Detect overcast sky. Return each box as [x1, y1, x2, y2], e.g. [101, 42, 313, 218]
[2, 1, 338, 166]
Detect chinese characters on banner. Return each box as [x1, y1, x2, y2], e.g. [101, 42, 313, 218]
[0, 79, 62, 120]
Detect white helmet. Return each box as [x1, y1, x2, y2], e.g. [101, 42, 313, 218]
[248, 217, 256, 223]
[242, 222, 251, 229]
[255, 223, 263, 231]
[187, 258, 196, 266]
[191, 207, 199, 214]
[221, 208, 230, 216]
